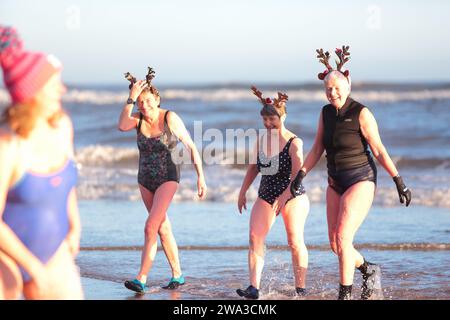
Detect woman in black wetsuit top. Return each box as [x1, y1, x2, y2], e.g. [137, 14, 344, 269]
[291, 46, 412, 300]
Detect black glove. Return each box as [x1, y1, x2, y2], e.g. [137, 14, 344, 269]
[393, 175, 411, 207]
[291, 170, 306, 198]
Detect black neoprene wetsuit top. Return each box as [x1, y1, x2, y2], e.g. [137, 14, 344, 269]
[322, 97, 374, 174]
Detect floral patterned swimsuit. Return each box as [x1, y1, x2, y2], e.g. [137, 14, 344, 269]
[137, 111, 180, 192]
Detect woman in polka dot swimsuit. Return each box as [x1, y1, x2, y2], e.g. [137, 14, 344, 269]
[236, 86, 310, 299]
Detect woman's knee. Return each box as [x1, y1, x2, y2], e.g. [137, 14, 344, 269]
[145, 210, 167, 238]
[329, 240, 338, 254]
[158, 220, 172, 239]
[249, 232, 265, 251]
[144, 222, 159, 239]
[336, 232, 353, 255]
[286, 234, 305, 253]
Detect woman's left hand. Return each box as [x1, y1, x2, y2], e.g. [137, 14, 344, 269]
[66, 231, 80, 257]
[272, 191, 291, 215]
[197, 176, 207, 200]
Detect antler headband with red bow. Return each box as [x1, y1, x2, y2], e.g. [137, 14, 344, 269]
[316, 45, 350, 80]
[124, 66, 159, 96]
[251, 85, 288, 117]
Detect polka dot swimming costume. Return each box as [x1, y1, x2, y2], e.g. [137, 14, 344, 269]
[257, 137, 298, 205]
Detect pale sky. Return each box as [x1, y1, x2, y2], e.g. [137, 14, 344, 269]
[1, 0, 450, 85]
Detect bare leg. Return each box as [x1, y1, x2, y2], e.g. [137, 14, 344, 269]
[281, 194, 310, 289]
[23, 241, 83, 300]
[158, 217, 182, 278]
[326, 186, 341, 255]
[139, 184, 182, 279]
[336, 181, 375, 285]
[327, 186, 366, 267]
[248, 198, 276, 289]
[136, 182, 178, 282]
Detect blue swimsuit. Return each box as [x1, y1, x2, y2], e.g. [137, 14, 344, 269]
[2, 159, 78, 282]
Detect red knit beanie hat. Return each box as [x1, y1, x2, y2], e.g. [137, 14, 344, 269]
[0, 25, 62, 104]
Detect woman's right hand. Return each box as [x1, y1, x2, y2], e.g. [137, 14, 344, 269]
[129, 80, 148, 101]
[27, 264, 49, 298]
[238, 190, 247, 214]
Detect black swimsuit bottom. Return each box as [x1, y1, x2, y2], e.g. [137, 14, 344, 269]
[328, 160, 377, 195]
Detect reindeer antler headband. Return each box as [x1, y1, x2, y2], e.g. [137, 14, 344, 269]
[145, 67, 158, 92]
[316, 45, 351, 80]
[251, 85, 289, 117]
[124, 72, 137, 89]
[124, 66, 159, 95]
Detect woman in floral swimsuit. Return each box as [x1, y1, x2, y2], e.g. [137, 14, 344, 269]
[118, 68, 207, 293]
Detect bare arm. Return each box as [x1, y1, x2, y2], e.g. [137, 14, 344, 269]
[167, 111, 207, 199]
[117, 80, 147, 131]
[238, 141, 259, 214]
[302, 111, 325, 174]
[360, 107, 411, 206]
[359, 108, 398, 177]
[0, 135, 46, 277]
[239, 164, 259, 197]
[290, 138, 304, 178]
[290, 111, 325, 196]
[65, 189, 81, 256]
[240, 140, 259, 194]
[118, 105, 139, 132]
[59, 115, 82, 256]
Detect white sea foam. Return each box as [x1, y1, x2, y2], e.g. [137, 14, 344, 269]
[74, 145, 450, 169]
[74, 171, 450, 208]
[73, 145, 450, 207]
[75, 145, 138, 166]
[2, 87, 450, 105]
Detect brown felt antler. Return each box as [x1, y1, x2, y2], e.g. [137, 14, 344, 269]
[251, 85, 267, 105]
[124, 72, 137, 89]
[316, 48, 333, 80]
[316, 48, 332, 70]
[335, 45, 350, 76]
[146, 67, 156, 87]
[274, 92, 288, 107]
[145, 66, 160, 96]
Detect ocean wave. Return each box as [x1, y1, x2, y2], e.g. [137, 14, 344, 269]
[75, 145, 138, 167]
[2, 87, 450, 105]
[75, 168, 450, 208]
[77, 182, 450, 208]
[80, 243, 450, 252]
[74, 145, 450, 170]
[73, 145, 450, 207]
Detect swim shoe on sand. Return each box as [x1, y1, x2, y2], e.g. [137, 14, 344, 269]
[361, 263, 382, 300]
[295, 287, 307, 296]
[124, 279, 147, 294]
[236, 285, 259, 299]
[162, 275, 185, 290]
